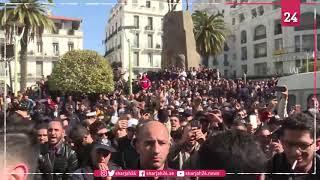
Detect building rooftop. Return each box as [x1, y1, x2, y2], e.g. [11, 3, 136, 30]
[48, 15, 82, 22]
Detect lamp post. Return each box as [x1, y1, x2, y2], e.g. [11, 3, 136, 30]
[13, 24, 25, 96]
[121, 25, 137, 95]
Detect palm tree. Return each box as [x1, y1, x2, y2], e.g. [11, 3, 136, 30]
[192, 10, 228, 67]
[0, 0, 55, 91]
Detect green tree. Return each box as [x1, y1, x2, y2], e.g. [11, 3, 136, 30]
[49, 50, 114, 94]
[0, 0, 55, 91]
[192, 11, 228, 66]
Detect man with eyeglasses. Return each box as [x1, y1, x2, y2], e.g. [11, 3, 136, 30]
[267, 113, 320, 180]
[89, 121, 111, 142]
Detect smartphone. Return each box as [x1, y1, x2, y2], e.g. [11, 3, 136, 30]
[274, 86, 287, 92]
[249, 115, 258, 129]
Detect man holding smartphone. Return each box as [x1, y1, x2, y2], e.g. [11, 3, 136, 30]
[168, 120, 205, 170]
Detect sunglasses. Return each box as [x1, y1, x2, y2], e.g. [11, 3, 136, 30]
[97, 132, 108, 137]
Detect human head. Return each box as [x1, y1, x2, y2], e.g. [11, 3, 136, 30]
[280, 113, 319, 172]
[170, 113, 181, 132]
[89, 121, 109, 142]
[0, 120, 38, 180]
[35, 123, 48, 144]
[90, 138, 116, 166]
[198, 130, 267, 180]
[70, 125, 93, 147]
[47, 120, 65, 146]
[135, 121, 170, 170]
[255, 125, 271, 152]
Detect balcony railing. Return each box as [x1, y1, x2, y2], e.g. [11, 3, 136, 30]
[105, 47, 115, 56]
[145, 26, 153, 31]
[67, 29, 75, 35]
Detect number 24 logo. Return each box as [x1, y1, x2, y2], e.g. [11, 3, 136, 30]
[284, 12, 298, 23]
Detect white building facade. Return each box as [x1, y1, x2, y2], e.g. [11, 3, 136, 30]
[105, 0, 182, 78]
[193, 0, 320, 78]
[0, 15, 83, 90]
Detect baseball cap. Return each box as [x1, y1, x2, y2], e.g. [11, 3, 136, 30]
[93, 138, 116, 152]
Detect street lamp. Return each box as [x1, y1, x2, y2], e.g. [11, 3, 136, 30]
[121, 25, 137, 95]
[13, 24, 25, 96]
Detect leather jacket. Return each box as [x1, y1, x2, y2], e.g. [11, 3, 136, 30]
[37, 142, 79, 180]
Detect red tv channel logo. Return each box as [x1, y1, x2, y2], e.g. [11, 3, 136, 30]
[281, 0, 301, 26]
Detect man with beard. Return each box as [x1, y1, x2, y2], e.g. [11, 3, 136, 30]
[38, 119, 79, 180]
[168, 120, 204, 170]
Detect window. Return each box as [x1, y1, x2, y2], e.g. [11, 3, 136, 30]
[224, 43, 229, 51]
[134, 15, 139, 28]
[295, 60, 301, 67]
[295, 13, 320, 31]
[232, 18, 235, 25]
[53, 43, 59, 56]
[239, 13, 245, 22]
[133, 52, 139, 66]
[302, 35, 314, 52]
[274, 38, 283, 50]
[132, 0, 138, 6]
[148, 53, 153, 66]
[274, 19, 282, 35]
[241, 47, 247, 60]
[274, 61, 284, 74]
[251, 9, 257, 18]
[68, 42, 74, 51]
[254, 62, 267, 76]
[241, 65, 247, 74]
[273, 0, 281, 9]
[53, 23, 61, 34]
[295, 36, 301, 52]
[257, 6, 264, 15]
[241, 30, 247, 44]
[224, 54, 229, 66]
[254, 42, 267, 58]
[161, 18, 164, 30]
[147, 17, 153, 30]
[148, 34, 153, 48]
[254, 25, 266, 40]
[134, 33, 139, 48]
[224, 70, 228, 77]
[37, 41, 43, 53]
[146, 1, 151, 8]
[233, 53, 236, 60]
[36, 61, 43, 77]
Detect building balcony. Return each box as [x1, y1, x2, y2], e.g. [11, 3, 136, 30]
[44, 29, 83, 37]
[105, 47, 115, 56]
[273, 49, 287, 56]
[145, 26, 154, 32]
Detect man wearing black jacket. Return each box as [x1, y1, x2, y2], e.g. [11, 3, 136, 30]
[267, 113, 320, 180]
[38, 119, 79, 180]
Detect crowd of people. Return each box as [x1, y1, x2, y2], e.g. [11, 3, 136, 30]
[0, 66, 319, 180]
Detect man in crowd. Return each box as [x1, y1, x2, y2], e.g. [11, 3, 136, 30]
[38, 119, 79, 180]
[36, 123, 49, 144]
[168, 121, 204, 169]
[267, 113, 320, 180]
[198, 130, 268, 180]
[135, 121, 171, 170]
[72, 138, 121, 180]
[70, 125, 94, 167]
